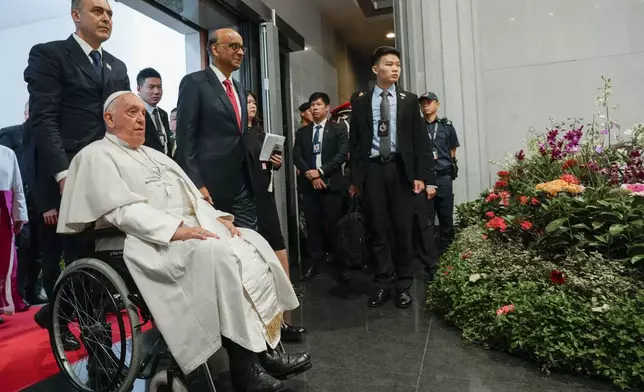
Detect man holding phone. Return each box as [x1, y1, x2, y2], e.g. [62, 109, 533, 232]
[293, 92, 350, 282]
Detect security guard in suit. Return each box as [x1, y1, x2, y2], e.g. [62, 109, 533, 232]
[419, 92, 460, 254]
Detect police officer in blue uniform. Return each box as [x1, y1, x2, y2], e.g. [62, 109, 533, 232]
[419, 92, 460, 254]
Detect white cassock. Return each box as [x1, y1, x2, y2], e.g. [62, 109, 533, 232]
[56, 133, 299, 375]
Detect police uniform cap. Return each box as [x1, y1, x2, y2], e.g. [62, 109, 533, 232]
[298, 102, 310, 112]
[419, 92, 439, 102]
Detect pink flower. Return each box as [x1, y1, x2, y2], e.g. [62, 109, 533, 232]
[520, 221, 533, 231]
[519, 196, 529, 205]
[461, 251, 473, 260]
[621, 183, 644, 196]
[531, 197, 540, 205]
[486, 211, 495, 218]
[496, 304, 515, 316]
[485, 193, 500, 203]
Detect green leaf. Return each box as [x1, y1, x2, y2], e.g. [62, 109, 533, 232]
[631, 255, 644, 264]
[592, 221, 604, 230]
[627, 244, 644, 257]
[546, 218, 567, 233]
[609, 224, 628, 237]
[571, 223, 591, 230]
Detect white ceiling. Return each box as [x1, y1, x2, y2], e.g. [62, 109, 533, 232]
[0, 0, 70, 30]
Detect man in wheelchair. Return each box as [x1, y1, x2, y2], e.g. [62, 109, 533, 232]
[51, 91, 312, 392]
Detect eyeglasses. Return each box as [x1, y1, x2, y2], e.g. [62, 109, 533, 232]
[218, 43, 244, 53]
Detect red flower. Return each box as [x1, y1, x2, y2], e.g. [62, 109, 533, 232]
[496, 304, 515, 316]
[461, 251, 473, 260]
[485, 193, 500, 203]
[494, 180, 508, 189]
[515, 150, 525, 161]
[559, 173, 580, 185]
[562, 159, 578, 171]
[519, 196, 529, 205]
[485, 211, 495, 218]
[498, 191, 511, 207]
[520, 221, 533, 230]
[531, 197, 540, 205]
[550, 269, 566, 285]
[485, 217, 507, 232]
[497, 170, 510, 178]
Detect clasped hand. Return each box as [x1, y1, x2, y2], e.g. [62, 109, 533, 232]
[171, 218, 241, 241]
[305, 169, 326, 190]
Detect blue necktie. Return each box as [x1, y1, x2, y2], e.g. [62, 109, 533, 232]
[89, 50, 102, 77]
[311, 124, 322, 168]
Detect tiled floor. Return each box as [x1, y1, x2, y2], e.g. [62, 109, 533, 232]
[26, 270, 624, 392]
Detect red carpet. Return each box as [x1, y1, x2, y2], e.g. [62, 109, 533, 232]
[0, 306, 150, 392]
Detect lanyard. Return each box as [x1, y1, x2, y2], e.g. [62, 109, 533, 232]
[429, 122, 438, 144]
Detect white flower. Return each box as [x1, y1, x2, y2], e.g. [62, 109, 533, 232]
[469, 273, 482, 283]
[624, 128, 633, 136]
[591, 304, 610, 313]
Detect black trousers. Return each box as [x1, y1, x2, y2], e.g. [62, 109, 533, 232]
[431, 175, 455, 253]
[40, 222, 63, 299]
[17, 195, 42, 299]
[413, 193, 438, 279]
[213, 184, 258, 231]
[363, 160, 417, 291]
[301, 190, 344, 269]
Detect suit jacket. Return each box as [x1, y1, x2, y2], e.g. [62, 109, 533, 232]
[293, 121, 349, 193]
[176, 66, 250, 201]
[23, 35, 130, 213]
[349, 88, 434, 187]
[144, 107, 174, 159]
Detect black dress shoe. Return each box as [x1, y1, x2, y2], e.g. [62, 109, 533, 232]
[281, 323, 306, 342]
[27, 293, 48, 305]
[395, 290, 412, 309]
[259, 349, 312, 379]
[0, 316, 4, 324]
[35, 305, 81, 351]
[233, 362, 285, 392]
[367, 288, 391, 308]
[16, 301, 31, 312]
[301, 265, 318, 281]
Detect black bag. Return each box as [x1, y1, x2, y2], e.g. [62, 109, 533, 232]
[335, 195, 367, 269]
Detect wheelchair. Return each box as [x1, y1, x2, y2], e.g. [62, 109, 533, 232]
[46, 226, 217, 392]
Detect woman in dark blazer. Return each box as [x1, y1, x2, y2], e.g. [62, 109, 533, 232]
[245, 91, 306, 342]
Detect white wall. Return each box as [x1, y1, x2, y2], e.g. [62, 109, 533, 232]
[0, 2, 188, 128]
[261, 0, 340, 121]
[478, 0, 644, 166]
[397, 0, 644, 204]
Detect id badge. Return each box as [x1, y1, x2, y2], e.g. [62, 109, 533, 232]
[378, 120, 389, 137]
[261, 162, 267, 170]
[313, 142, 321, 153]
[433, 149, 439, 160]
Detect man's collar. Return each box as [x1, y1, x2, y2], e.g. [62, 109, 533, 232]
[143, 101, 157, 115]
[313, 118, 327, 129]
[73, 33, 103, 57]
[374, 83, 397, 97]
[210, 64, 231, 85]
[105, 132, 135, 150]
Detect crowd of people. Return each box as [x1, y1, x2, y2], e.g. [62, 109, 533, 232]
[0, 0, 460, 390]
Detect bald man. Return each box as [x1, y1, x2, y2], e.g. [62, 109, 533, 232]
[176, 28, 258, 230]
[57, 91, 311, 391]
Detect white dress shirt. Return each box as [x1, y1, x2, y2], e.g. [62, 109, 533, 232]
[210, 64, 242, 120]
[0, 145, 28, 222]
[311, 118, 327, 172]
[145, 101, 168, 154]
[54, 34, 104, 183]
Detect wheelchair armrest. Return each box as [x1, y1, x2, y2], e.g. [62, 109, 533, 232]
[94, 226, 125, 239]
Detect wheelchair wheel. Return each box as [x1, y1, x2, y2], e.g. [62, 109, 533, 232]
[50, 258, 142, 392]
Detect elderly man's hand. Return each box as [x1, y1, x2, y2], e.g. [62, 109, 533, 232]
[218, 217, 241, 237]
[199, 186, 213, 205]
[172, 224, 219, 241]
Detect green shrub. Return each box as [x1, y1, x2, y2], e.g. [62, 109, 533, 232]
[428, 227, 644, 389]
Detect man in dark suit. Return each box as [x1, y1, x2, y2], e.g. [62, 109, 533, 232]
[293, 92, 349, 282]
[137, 67, 174, 158]
[177, 28, 257, 229]
[23, 0, 130, 351]
[0, 103, 47, 305]
[349, 46, 436, 309]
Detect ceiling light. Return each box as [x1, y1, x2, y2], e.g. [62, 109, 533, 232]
[304, 46, 309, 50]
[549, 12, 554, 16]
[386, 32, 395, 39]
[510, 17, 515, 21]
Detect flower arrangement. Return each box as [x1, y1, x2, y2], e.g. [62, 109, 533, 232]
[436, 79, 644, 390]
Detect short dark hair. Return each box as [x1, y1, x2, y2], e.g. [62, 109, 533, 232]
[170, 107, 177, 114]
[372, 46, 400, 66]
[309, 92, 330, 106]
[136, 68, 162, 87]
[71, 0, 83, 11]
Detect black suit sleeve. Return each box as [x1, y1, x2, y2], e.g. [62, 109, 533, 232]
[349, 100, 361, 187]
[321, 125, 349, 176]
[292, 128, 310, 174]
[176, 75, 204, 188]
[0, 128, 14, 149]
[123, 63, 131, 91]
[411, 98, 435, 185]
[24, 43, 67, 178]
